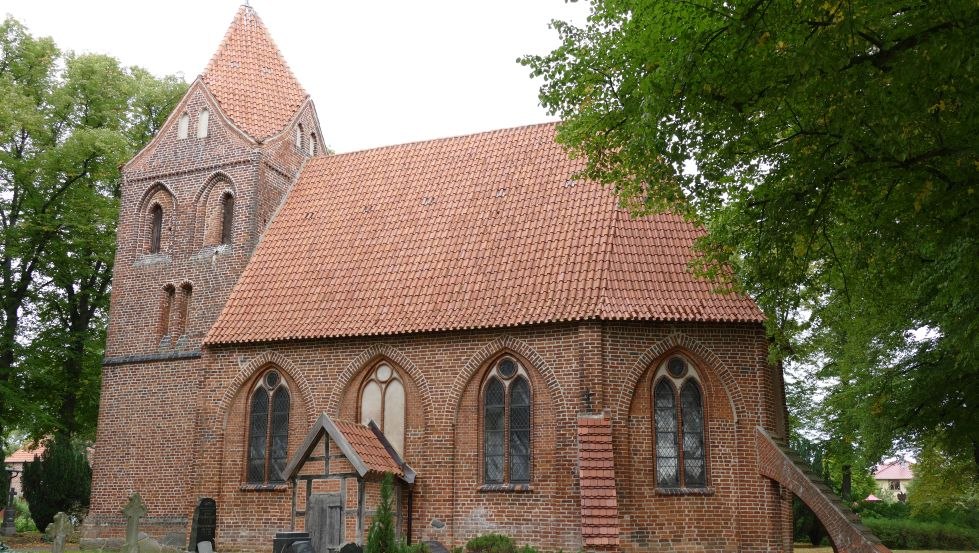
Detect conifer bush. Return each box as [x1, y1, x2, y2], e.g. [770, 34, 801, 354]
[21, 437, 91, 531]
[366, 473, 397, 553]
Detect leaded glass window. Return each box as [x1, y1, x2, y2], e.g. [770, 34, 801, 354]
[652, 355, 708, 488]
[482, 356, 533, 485]
[247, 369, 290, 484]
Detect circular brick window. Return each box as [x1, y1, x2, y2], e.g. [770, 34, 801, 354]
[667, 356, 688, 378]
[264, 371, 280, 388]
[498, 357, 518, 379]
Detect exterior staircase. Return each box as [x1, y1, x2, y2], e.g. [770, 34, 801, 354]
[755, 427, 891, 553]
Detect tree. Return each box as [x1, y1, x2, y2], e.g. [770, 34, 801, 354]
[523, 1, 978, 465]
[365, 473, 398, 553]
[21, 435, 91, 531]
[0, 17, 185, 443]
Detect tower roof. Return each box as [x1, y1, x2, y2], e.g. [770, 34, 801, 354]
[201, 5, 308, 141]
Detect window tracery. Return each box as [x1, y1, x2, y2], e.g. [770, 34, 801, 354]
[359, 362, 405, 456]
[482, 356, 532, 485]
[247, 369, 290, 484]
[653, 355, 706, 488]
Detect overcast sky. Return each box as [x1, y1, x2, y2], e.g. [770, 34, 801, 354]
[0, 1, 590, 153]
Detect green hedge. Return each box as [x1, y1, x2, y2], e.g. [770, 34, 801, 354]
[863, 517, 979, 549]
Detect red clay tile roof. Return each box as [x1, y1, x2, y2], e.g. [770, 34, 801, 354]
[5, 444, 44, 464]
[201, 6, 307, 141]
[578, 414, 620, 547]
[333, 420, 404, 478]
[206, 123, 763, 344]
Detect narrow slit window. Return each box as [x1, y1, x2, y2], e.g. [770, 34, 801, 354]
[176, 283, 192, 336]
[148, 204, 163, 253]
[158, 284, 175, 338]
[220, 192, 234, 245]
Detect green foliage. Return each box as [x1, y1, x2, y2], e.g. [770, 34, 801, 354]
[863, 517, 979, 549]
[854, 498, 910, 520]
[524, 1, 979, 466]
[21, 436, 91, 532]
[0, 15, 186, 443]
[13, 496, 38, 533]
[907, 437, 979, 528]
[365, 473, 397, 553]
[465, 534, 516, 553]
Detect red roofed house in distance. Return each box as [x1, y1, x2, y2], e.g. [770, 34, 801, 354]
[84, 6, 888, 553]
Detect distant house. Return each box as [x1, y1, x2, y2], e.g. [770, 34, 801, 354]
[873, 460, 914, 501]
[3, 444, 44, 497]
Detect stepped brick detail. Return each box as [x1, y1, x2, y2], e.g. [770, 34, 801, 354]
[578, 414, 619, 548]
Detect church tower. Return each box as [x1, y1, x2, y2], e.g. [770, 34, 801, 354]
[87, 6, 322, 547]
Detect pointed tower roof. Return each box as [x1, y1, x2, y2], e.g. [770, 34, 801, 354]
[201, 5, 308, 141]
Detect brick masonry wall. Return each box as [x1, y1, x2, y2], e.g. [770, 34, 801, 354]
[90, 319, 786, 552]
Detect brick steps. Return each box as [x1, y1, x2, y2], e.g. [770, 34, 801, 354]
[755, 427, 891, 553]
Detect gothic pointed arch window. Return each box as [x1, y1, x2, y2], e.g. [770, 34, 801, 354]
[482, 356, 532, 485]
[148, 204, 164, 253]
[652, 355, 707, 488]
[247, 369, 290, 484]
[359, 362, 405, 456]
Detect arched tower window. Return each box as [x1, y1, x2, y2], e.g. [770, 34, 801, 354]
[247, 369, 291, 484]
[197, 109, 209, 138]
[482, 356, 532, 485]
[295, 124, 304, 151]
[177, 113, 189, 139]
[148, 204, 164, 254]
[176, 282, 192, 337]
[359, 362, 405, 456]
[309, 133, 317, 156]
[220, 192, 234, 245]
[652, 355, 707, 488]
[158, 284, 175, 339]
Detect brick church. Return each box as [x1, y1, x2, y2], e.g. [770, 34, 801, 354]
[85, 6, 886, 553]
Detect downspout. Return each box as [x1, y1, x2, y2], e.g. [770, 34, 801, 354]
[406, 482, 414, 546]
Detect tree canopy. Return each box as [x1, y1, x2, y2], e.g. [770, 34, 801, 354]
[0, 16, 186, 443]
[523, 1, 978, 467]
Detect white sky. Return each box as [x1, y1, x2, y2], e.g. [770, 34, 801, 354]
[0, 1, 591, 153]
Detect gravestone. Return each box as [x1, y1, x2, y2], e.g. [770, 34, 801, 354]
[338, 543, 362, 553]
[121, 492, 148, 553]
[48, 512, 71, 553]
[288, 541, 314, 553]
[188, 498, 217, 552]
[197, 541, 214, 553]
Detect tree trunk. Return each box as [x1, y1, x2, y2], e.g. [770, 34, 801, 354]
[841, 464, 852, 500]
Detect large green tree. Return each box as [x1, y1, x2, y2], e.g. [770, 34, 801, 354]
[523, 1, 978, 465]
[0, 17, 185, 443]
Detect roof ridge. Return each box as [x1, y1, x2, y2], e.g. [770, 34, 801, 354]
[326, 121, 560, 157]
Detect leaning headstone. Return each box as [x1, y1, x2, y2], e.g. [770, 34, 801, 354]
[48, 512, 71, 553]
[121, 492, 148, 553]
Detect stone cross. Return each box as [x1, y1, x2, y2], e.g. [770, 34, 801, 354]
[50, 512, 71, 553]
[121, 492, 148, 553]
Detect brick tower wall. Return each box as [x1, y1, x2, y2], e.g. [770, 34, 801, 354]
[86, 82, 319, 548]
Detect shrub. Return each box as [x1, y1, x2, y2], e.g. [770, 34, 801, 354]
[465, 534, 516, 553]
[863, 517, 979, 549]
[21, 436, 91, 531]
[854, 499, 910, 520]
[365, 473, 397, 553]
[14, 496, 38, 532]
